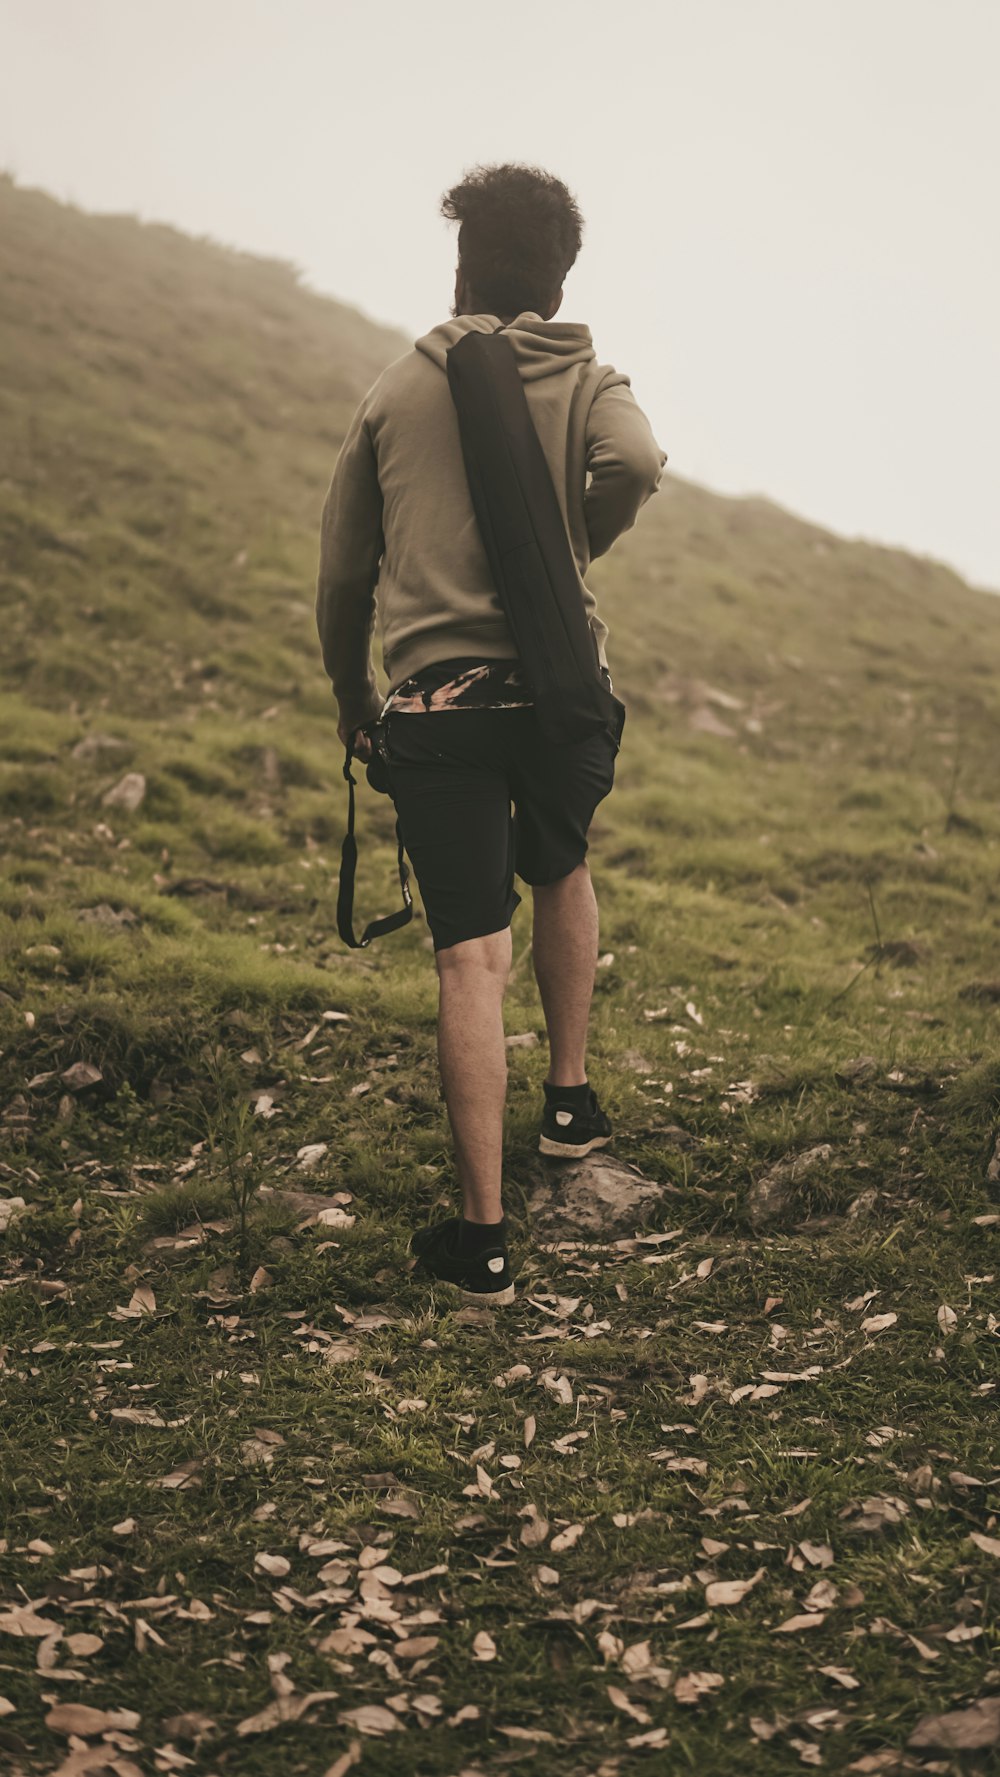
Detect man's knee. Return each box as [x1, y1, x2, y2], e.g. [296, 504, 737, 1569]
[435, 925, 513, 982]
[530, 855, 590, 892]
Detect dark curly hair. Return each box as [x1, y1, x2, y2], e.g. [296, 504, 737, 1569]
[440, 161, 585, 316]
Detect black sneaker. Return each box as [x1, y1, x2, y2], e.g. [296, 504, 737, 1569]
[538, 1085, 613, 1159]
[410, 1215, 515, 1305]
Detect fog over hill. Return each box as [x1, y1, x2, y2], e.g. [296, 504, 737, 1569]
[3, 170, 998, 763]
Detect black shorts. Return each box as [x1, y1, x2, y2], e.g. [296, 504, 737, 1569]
[379, 701, 625, 953]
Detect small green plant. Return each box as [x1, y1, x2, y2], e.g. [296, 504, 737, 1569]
[201, 1042, 261, 1283]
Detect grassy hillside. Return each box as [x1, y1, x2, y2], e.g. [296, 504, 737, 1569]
[1, 174, 998, 1775]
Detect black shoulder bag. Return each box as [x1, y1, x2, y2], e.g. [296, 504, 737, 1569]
[445, 323, 623, 747]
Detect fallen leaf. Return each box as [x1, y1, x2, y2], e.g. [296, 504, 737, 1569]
[322, 1743, 362, 1777]
[705, 1566, 765, 1607]
[318, 1627, 376, 1657]
[799, 1540, 834, 1568]
[538, 1370, 574, 1406]
[550, 1522, 585, 1554]
[497, 1725, 557, 1743]
[0, 1605, 62, 1638]
[237, 1690, 337, 1735]
[394, 1636, 439, 1660]
[255, 1552, 290, 1577]
[673, 1670, 724, 1705]
[150, 1460, 202, 1490]
[111, 1407, 168, 1427]
[64, 1633, 103, 1657]
[335, 1705, 399, 1734]
[316, 1206, 356, 1228]
[819, 1665, 860, 1689]
[627, 1726, 670, 1749]
[608, 1685, 652, 1724]
[46, 1703, 141, 1737]
[860, 1312, 897, 1334]
[519, 1504, 549, 1548]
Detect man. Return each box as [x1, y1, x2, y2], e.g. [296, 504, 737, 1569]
[316, 161, 666, 1305]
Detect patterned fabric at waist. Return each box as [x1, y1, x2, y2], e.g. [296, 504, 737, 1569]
[380, 656, 613, 716]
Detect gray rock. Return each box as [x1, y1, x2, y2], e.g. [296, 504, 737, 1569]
[621, 1048, 654, 1074]
[529, 1151, 670, 1240]
[60, 1061, 104, 1093]
[71, 733, 128, 762]
[834, 1055, 879, 1087]
[102, 772, 147, 812]
[846, 1186, 880, 1221]
[746, 1143, 835, 1229]
[77, 903, 140, 930]
[959, 979, 1000, 1003]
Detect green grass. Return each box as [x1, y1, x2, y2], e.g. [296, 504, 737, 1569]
[0, 173, 998, 1775]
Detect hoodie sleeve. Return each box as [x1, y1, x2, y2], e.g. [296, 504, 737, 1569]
[583, 376, 667, 562]
[316, 396, 386, 732]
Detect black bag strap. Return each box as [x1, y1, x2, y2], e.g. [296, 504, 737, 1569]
[445, 323, 618, 745]
[336, 739, 412, 948]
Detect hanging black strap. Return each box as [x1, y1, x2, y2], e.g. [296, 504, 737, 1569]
[337, 740, 413, 948]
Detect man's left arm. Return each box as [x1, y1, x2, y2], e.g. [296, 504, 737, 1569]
[316, 397, 386, 742]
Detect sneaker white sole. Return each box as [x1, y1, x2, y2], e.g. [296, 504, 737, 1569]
[538, 1132, 612, 1159]
[459, 1282, 516, 1306]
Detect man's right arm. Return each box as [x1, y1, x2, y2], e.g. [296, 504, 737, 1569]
[584, 376, 667, 561]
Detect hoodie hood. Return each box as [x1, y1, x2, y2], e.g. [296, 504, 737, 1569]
[415, 311, 596, 381]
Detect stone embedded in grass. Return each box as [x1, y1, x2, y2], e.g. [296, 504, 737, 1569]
[959, 979, 1000, 1003]
[529, 1151, 670, 1240]
[867, 937, 928, 967]
[256, 1184, 354, 1226]
[322, 1340, 361, 1365]
[77, 902, 140, 930]
[908, 1695, 1000, 1751]
[834, 1055, 879, 1087]
[101, 771, 147, 812]
[838, 1493, 909, 1533]
[60, 1060, 103, 1093]
[296, 1142, 328, 1171]
[745, 1144, 835, 1230]
[621, 1048, 654, 1074]
[71, 732, 128, 762]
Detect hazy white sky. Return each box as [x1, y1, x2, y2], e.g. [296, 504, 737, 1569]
[2, 0, 997, 591]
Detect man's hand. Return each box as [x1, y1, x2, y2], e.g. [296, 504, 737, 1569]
[338, 716, 373, 761]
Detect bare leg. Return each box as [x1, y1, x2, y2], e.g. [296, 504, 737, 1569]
[531, 858, 599, 1088]
[435, 926, 512, 1222]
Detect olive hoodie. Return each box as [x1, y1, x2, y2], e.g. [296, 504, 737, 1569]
[316, 309, 667, 732]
